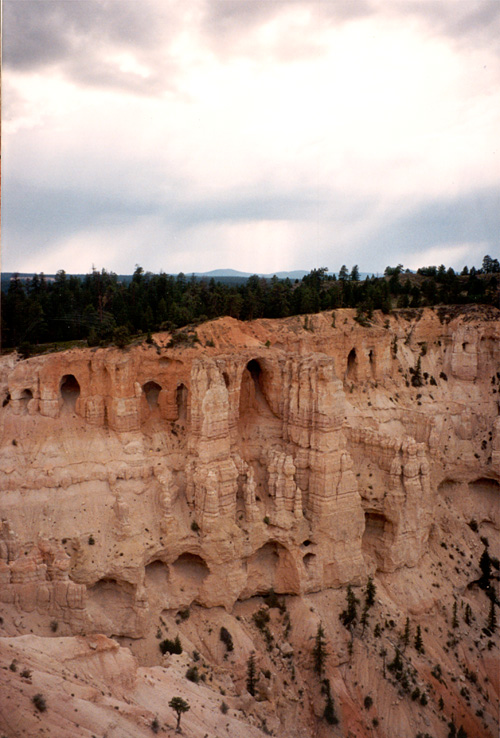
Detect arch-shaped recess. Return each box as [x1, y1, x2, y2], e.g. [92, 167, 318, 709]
[86, 578, 135, 619]
[19, 388, 33, 411]
[469, 477, 499, 494]
[176, 383, 188, 421]
[60, 374, 80, 409]
[346, 348, 357, 381]
[239, 358, 272, 419]
[437, 479, 461, 497]
[243, 540, 299, 596]
[303, 552, 316, 569]
[368, 349, 376, 377]
[143, 380, 162, 409]
[468, 478, 499, 524]
[145, 559, 169, 588]
[223, 371, 230, 389]
[171, 553, 209, 585]
[362, 511, 394, 570]
[2, 392, 10, 408]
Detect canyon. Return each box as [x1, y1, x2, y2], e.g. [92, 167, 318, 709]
[0, 305, 499, 738]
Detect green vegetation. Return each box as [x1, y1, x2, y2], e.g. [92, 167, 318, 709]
[312, 622, 328, 676]
[322, 678, 339, 725]
[220, 626, 234, 652]
[32, 694, 47, 712]
[3, 257, 498, 351]
[159, 635, 182, 655]
[168, 696, 190, 732]
[246, 652, 257, 696]
[185, 665, 199, 683]
[340, 585, 359, 628]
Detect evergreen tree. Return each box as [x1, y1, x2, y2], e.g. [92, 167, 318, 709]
[479, 547, 492, 589]
[402, 617, 410, 648]
[246, 652, 257, 696]
[340, 585, 359, 628]
[388, 646, 403, 675]
[321, 679, 339, 725]
[168, 696, 190, 732]
[365, 576, 376, 608]
[313, 622, 328, 676]
[452, 601, 458, 629]
[464, 604, 472, 626]
[380, 647, 387, 678]
[487, 597, 497, 633]
[414, 624, 424, 653]
[360, 603, 369, 634]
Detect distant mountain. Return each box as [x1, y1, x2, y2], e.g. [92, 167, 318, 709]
[1, 269, 310, 291]
[194, 269, 309, 280]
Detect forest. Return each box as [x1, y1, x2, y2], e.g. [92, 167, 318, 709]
[2, 255, 498, 354]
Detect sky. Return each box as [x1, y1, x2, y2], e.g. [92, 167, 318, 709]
[2, 0, 499, 276]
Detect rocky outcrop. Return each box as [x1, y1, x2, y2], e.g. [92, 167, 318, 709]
[0, 306, 498, 635]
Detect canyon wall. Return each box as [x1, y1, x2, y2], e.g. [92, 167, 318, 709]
[1, 305, 498, 640]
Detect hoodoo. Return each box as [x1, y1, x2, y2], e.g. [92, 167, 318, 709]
[1, 306, 499, 738]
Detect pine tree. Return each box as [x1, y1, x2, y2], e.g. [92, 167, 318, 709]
[479, 547, 492, 589]
[322, 679, 339, 725]
[452, 601, 458, 629]
[340, 585, 359, 628]
[487, 596, 497, 633]
[168, 696, 190, 732]
[402, 617, 410, 648]
[313, 622, 328, 676]
[380, 647, 387, 678]
[246, 652, 257, 696]
[388, 646, 403, 675]
[414, 625, 424, 653]
[360, 603, 369, 634]
[464, 604, 472, 626]
[365, 576, 376, 608]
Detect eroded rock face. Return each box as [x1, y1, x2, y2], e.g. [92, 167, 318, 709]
[0, 306, 498, 637]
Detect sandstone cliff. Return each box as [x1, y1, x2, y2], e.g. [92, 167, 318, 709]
[0, 305, 498, 737]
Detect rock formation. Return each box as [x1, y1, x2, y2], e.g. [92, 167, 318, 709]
[0, 305, 498, 737]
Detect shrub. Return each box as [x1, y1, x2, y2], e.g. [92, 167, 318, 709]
[88, 535, 95, 545]
[32, 694, 47, 712]
[220, 626, 234, 652]
[185, 665, 200, 683]
[363, 695, 373, 710]
[220, 701, 229, 714]
[252, 608, 270, 630]
[151, 717, 160, 733]
[159, 636, 182, 655]
[50, 620, 58, 633]
[190, 520, 200, 533]
[113, 325, 130, 348]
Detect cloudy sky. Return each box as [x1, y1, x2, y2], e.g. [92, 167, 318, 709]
[2, 0, 499, 276]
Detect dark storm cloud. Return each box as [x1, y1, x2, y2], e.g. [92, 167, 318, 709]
[6, 0, 498, 100]
[363, 187, 500, 265]
[2, 173, 322, 256]
[2, 0, 183, 94]
[391, 0, 500, 56]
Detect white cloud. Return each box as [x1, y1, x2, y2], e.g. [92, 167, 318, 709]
[2, 0, 500, 273]
[405, 242, 488, 272]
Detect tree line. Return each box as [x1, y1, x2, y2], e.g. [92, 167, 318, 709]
[2, 255, 498, 351]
